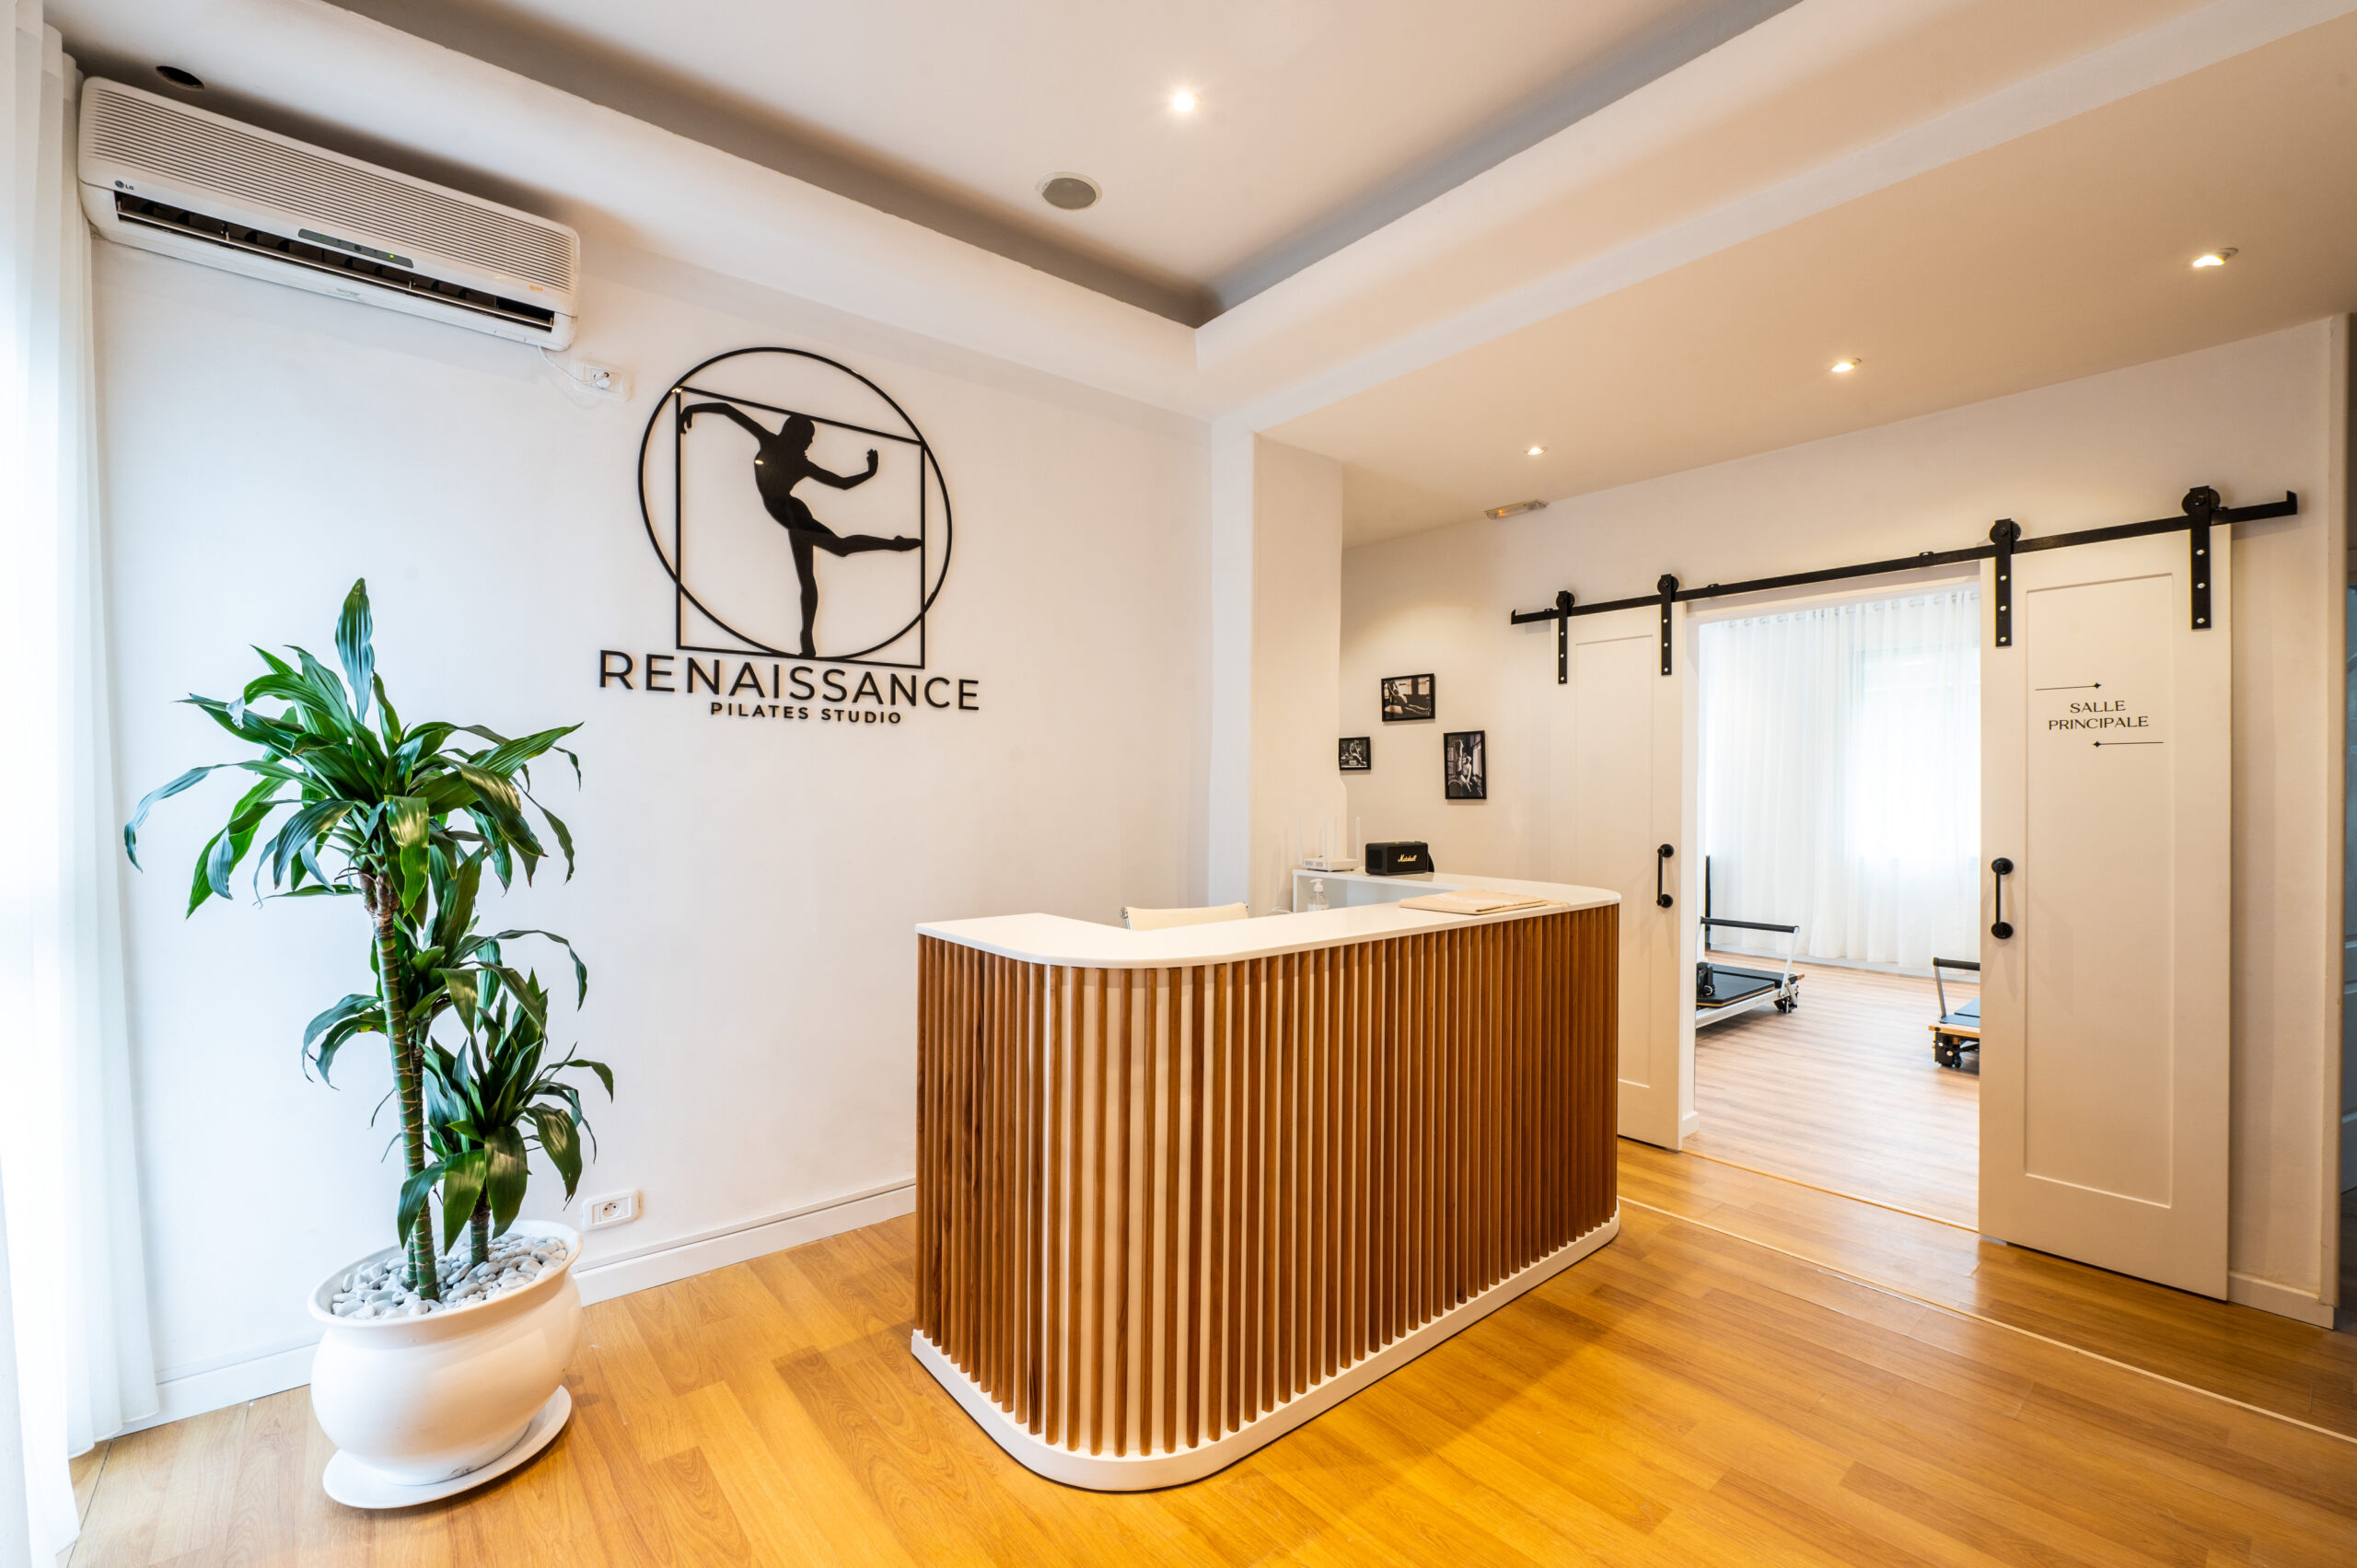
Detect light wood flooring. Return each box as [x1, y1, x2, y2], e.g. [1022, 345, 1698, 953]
[67, 1145, 2357, 1567]
[1689, 955, 1979, 1226]
[1620, 1141, 2357, 1439]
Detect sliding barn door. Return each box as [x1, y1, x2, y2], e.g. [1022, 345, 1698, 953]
[1980, 532, 2230, 1295]
[1553, 605, 1693, 1148]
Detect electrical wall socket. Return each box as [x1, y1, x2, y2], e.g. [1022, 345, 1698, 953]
[542, 353, 631, 401]
[585, 1190, 640, 1229]
[571, 360, 629, 399]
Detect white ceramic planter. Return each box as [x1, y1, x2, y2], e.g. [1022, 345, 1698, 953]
[307, 1220, 583, 1506]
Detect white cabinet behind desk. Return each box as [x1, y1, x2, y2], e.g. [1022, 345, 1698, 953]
[1290, 866, 1568, 912]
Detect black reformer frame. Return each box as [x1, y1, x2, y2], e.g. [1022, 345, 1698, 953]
[1694, 859, 1802, 1027]
[1695, 917, 1802, 1027]
[1930, 957, 1982, 1073]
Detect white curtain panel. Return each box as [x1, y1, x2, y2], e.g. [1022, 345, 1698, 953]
[1697, 587, 1981, 970]
[0, 1190, 27, 1568]
[0, 7, 157, 1562]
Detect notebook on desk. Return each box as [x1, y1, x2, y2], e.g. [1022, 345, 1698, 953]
[1396, 888, 1557, 915]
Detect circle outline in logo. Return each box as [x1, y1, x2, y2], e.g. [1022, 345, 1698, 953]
[635, 345, 954, 666]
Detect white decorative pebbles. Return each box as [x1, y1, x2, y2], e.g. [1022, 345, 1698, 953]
[329, 1234, 571, 1318]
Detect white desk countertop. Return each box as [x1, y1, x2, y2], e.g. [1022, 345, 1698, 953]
[919, 873, 1618, 967]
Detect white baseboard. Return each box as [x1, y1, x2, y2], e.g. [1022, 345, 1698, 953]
[115, 1177, 916, 1435]
[571, 1179, 913, 1305]
[1678, 1109, 1701, 1143]
[2227, 1270, 2336, 1329]
[120, 1342, 319, 1434]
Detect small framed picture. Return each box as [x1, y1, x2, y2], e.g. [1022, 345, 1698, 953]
[1338, 736, 1372, 772]
[1381, 673, 1434, 723]
[1444, 729, 1487, 800]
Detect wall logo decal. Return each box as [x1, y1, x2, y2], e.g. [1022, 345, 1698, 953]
[604, 346, 979, 725]
[640, 347, 950, 666]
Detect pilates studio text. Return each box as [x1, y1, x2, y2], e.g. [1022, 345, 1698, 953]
[596, 651, 980, 724]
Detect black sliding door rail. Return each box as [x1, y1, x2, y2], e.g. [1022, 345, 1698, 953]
[1509, 485, 2295, 641]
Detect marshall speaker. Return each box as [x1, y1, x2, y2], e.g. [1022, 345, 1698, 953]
[1364, 841, 1434, 877]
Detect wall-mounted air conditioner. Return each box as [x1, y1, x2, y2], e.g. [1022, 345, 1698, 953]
[78, 79, 579, 349]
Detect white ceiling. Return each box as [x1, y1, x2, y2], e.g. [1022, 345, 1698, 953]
[1276, 6, 2357, 546]
[325, 0, 1785, 320]
[46, 0, 2355, 549]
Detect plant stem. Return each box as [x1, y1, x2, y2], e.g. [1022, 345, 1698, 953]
[368, 874, 440, 1299]
[470, 1204, 491, 1271]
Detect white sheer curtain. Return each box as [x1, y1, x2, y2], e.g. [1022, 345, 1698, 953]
[1696, 587, 1980, 970]
[0, 9, 157, 1563]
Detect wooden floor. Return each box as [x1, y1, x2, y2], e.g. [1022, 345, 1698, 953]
[68, 1146, 2357, 1567]
[1620, 1142, 2357, 1438]
[1689, 955, 1979, 1226]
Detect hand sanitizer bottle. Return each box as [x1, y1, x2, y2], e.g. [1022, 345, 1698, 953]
[1308, 877, 1329, 912]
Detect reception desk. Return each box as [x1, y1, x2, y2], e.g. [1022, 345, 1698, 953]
[912, 878, 1621, 1489]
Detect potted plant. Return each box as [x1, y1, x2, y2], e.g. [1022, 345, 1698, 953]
[124, 580, 602, 1504]
[302, 947, 612, 1503]
[411, 965, 612, 1283]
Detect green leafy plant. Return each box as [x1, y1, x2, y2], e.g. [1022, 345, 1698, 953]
[306, 848, 589, 1286]
[406, 966, 613, 1272]
[123, 580, 584, 1298]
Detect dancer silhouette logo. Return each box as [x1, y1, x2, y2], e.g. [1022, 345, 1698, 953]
[607, 347, 976, 726]
[635, 347, 952, 668]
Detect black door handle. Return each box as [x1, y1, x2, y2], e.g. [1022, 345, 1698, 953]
[1990, 856, 2014, 939]
[1656, 843, 1674, 908]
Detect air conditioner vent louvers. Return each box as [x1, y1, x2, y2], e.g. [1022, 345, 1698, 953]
[86, 86, 574, 293]
[112, 194, 559, 331]
[79, 77, 578, 350]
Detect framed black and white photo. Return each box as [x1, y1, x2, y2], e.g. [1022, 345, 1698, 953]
[1338, 736, 1372, 772]
[1444, 729, 1486, 800]
[1381, 673, 1434, 723]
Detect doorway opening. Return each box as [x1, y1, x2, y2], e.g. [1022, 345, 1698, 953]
[1685, 585, 1983, 1226]
[2340, 580, 2354, 1330]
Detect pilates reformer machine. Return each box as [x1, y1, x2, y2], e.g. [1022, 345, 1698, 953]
[1693, 858, 1804, 1028]
[1929, 957, 1981, 1073]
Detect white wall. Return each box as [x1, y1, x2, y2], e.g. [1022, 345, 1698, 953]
[1341, 320, 2346, 1311]
[1248, 438, 1344, 917]
[1206, 422, 1254, 908]
[1203, 433, 1344, 915]
[96, 234, 1211, 1418]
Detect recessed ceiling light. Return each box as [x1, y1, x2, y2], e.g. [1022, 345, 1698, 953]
[1485, 500, 1548, 519]
[157, 64, 204, 87]
[1171, 89, 1198, 114]
[2191, 248, 2237, 269]
[1829, 357, 1861, 374]
[1038, 173, 1100, 211]
[1526, 445, 1545, 457]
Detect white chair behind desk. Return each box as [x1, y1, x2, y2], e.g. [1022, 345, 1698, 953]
[1122, 902, 1248, 931]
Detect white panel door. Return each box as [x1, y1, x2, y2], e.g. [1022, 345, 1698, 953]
[1554, 606, 1692, 1148]
[1980, 532, 2230, 1296]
